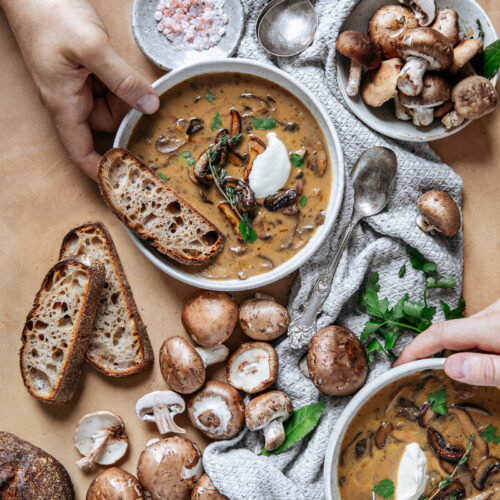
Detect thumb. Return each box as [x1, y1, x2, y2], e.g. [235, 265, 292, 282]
[445, 353, 500, 387]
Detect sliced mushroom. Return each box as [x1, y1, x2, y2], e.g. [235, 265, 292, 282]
[473, 456, 500, 490]
[226, 342, 278, 394]
[74, 411, 128, 472]
[395, 398, 420, 421]
[375, 422, 394, 449]
[241, 92, 269, 111]
[218, 201, 243, 243]
[188, 381, 245, 440]
[427, 480, 465, 499]
[86, 467, 144, 499]
[227, 150, 248, 166]
[243, 135, 266, 180]
[191, 474, 228, 500]
[135, 391, 186, 434]
[427, 427, 465, 463]
[220, 177, 256, 213]
[193, 148, 214, 186]
[229, 108, 242, 140]
[312, 138, 328, 177]
[239, 298, 290, 341]
[264, 189, 297, 211]
[466, 487, 500, 500]
[186, 118, 204, 136]
[137, 437, 203, 500]
[159, 336, 229, 395]
[182, 291, 238, 347]
[456, 404, 490, 417]
[155, 135, 186, 154]
[418, 401, 436, 427]
[417, 190, 461, 237]
[245, 391, 293, 451]
[399, 0, 437, 26]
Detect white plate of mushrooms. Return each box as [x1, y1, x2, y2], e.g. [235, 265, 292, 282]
[336, 0, 498, 141]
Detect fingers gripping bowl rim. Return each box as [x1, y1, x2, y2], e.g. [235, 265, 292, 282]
[114, 59, 345, 291]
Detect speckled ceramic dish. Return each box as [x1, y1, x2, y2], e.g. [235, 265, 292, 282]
[131, 0, 244, 71]
[336, 0, 498, 142]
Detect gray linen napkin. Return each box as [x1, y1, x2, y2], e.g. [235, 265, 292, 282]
[203, 0, 464, 498]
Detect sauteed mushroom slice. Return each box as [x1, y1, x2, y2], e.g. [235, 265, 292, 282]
[418, 401, 436, 427]
[229, 108, 242, 139]
[375, 421, 394, 449]
[227, 150, 248, 166]
[472, 456, 500, 490]
[428, 480, 466, 499]
[312, 138, 328, 177]
[427, 427, 465, 463]
[264, 189, 297, 211]
[220, 177, 256, 213]
[244, 135, 266, 180]
[186, 118, 204, 135]
[155, 135, 187, 154]
[241, 92, 269, 111]
[194, 148, 214, 186]
[218, 201, 243, 242]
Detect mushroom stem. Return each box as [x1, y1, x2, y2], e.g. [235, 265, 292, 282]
[398, 56, 428, 96]
[75, 429, 111, 472]
[346, 60, 363, 97]
[153, 405, 186, 435]
[299, 355, 310, 378]
[195, 345, 229, 367]
[442, 110, 465, 129]
[394, 94, 412, 120]
[416, 213, 436, 233]
[412, 106, 434, 126]
[263, 419, 286, 451]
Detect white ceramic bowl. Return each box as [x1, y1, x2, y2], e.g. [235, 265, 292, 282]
[337, 0, 498, 142]
[323, 357, 446, 500]
[114, 59, 345, 291]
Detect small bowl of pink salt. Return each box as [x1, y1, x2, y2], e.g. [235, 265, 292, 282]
[132, 0, 244, 71]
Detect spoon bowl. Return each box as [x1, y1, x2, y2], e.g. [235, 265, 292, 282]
[256, 0, 318, 56]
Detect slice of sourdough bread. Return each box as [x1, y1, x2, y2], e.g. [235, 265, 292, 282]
[20, 258, 105, 404]
[60, 222, 153, 377]
[98, 148, 224, 264]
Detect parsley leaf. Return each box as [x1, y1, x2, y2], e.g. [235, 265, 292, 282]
[441, 298, 466, 320]
[157, 172, 168, 182]
[298, 195, 307, 207]
[211, 111, 222, 131]
[428, 388, 447, 415]
[238, 214, 257, 244]
[252, 117, 276, 130]
[406, 245, 437, 274]
[290, 153, 305, 168]
[373, 478, 394, 498]
[177, 151, 195, 167]
[398, 264, 406, 278]
[480, 425, 500, 445]
[426, 276, 456, 289]
[205, 92, 217, 103]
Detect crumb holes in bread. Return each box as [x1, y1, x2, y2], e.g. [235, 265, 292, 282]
[202, 231, 219, 246]
[166, 201, 182, 214]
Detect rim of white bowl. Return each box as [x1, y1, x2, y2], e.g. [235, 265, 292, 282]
[324, 357, 447, 500]
[114, 58, 345, 291]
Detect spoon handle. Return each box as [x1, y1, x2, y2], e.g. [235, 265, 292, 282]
[287, 215, 360, 347]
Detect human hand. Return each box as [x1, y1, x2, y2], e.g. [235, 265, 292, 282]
[394, 298, 500, 386]
[1, 0, 159, 180]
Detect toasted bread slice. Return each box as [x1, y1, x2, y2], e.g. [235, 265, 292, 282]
[59, 222, 153, 377]
[98, 148, 224, 265]
[20, 258, 105, 404]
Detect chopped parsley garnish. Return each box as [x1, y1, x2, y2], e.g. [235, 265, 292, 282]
[441, 298, 466, 320]
[428, 388, 447, 415]
[211, 111, 222, 131]
[157, 172, 168, 182]
[290, 153, 305, 168]
[252, 117, 276, 130]
[205, 92, 217, 103]
[238, 214, 257, 244]
[372, 478, 394, 498]
[480, 425, 500, 445]
[177, 151, 195, 167]
[298, 195, 307, 207]
[398, 264, 406, 278]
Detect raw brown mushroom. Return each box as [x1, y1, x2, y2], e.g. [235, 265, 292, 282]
[191, 474, 228, 500]
[395, 92, 413, 121]
[226, 342, 278, 394]
[399, 0, 437, 26]
[361, 58, 404, 107]
[238, 298, 290, 341]
[431, 8, 459, 46]
[160, 336, 229, 394]
[137, 437, 203, 500]
[135, 391, 186, 434]
[336, 31, 382, 97]
[416, 190, 461, 237]
[452, 76, 498, 120]
[182, 291, 238, 347]
[368, 5, 419, 59]
[86, 468, 144, 500]
[188, 381, 245, 440]
[449, 39, 483, 75]
[305, 326, 368, 396]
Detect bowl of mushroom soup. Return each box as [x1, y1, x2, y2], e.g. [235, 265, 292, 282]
[336, 0, 498, 141]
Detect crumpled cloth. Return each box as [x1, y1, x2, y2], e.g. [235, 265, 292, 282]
[203, 0, 464, 498]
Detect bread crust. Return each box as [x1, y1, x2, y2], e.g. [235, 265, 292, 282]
[97, 148, 224, 265]
[59, 222, 154, 377]
[19, 258, 105, 404]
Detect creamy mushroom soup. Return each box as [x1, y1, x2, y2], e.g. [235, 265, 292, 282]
[128, 73, 332, 280]
[338, 370, 500, 499]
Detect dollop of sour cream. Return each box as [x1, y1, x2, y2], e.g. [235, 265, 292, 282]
[248, 132, 291, 199]
[396, 443, 428, 500]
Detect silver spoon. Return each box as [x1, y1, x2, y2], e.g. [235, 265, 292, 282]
[256, 0, 318, 57]
[288, 147, 398, 347]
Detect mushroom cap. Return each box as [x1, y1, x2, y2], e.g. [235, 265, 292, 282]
[368, 5, 419, 59]
[361, 58, 404, 107]
[450, 39, 483, 74]
[135, 390, 185, 421]
[86, 468, 144, 500]
[238, 299, 290, 341]
[396, 27, 453, 70]
[452, 76, 498, 120]
[181, 291, 238, 347]
[74, 411, 128, 466]
[431, 9, 459, 46]
[417, 190, 461, 236]
[245, 391, 293, 431]
[159, 337, 205, 394]
[336, 31, 381, 69]
[188, 381, 245, 440]
[191, 474, 228, 500]
[226, 342, 278, 394]
[137, 437, 203, 500]
[307, 326, 368, 396]
[399, 74, 450, 108]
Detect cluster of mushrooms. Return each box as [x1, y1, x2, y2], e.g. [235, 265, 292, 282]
[75, 291, 371, 499]
[337, 0, 498, 129]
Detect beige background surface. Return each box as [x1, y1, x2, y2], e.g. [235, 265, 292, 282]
[0, 1, 499, 498]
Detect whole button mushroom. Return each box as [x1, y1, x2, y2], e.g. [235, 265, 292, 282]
[239, 298, 290, 341]
[361, 58, 404, 108]
[304, 326, 368, 396]
[188, 381, 245, 440]
[226, 342, 278, 394]
[74, 411, 129, 472]
[135, 390, 186, 434]
[160, 336, 229, 394]
[245, 391, 293, 451]
[137, 437, 203, 500]
[86, 467, 144, 500]
[191, 473, 228, 500]
[182, 291, 238, 347]
[416, 190, 461, 237]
